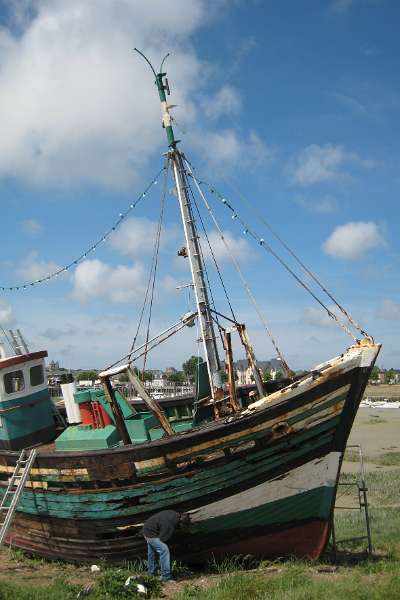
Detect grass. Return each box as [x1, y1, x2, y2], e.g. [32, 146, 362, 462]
[343, 450, 400, 467]
[0, 471, 399, 599]
[174, 567, 400, 600]
[372, 452, 400, 466]
[344, 449, 362, 462]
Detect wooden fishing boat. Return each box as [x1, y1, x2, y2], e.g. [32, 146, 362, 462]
[0, 52, 380, 563]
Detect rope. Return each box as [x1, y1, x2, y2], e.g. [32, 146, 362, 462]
[216, 174, 369, 338]
[0, 166, 165, 292]
[184, 159, 292, 377]
[187, 169, 358, 343]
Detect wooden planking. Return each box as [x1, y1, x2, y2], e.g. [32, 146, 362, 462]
[0, 360, 375, 563]
[1, 420, 339, 520]
[190, 452, 341, 521]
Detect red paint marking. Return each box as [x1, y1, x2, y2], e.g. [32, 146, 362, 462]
[0, 351, 48, 370]
[190, 521, 330, 561]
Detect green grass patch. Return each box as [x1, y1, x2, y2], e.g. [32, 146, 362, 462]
[373, 452, 400, 466]
[174, 563, 400, 600]
[344, 449, 362, 462]
[0, 579, 79, 600]
[0, 567, 162, 600]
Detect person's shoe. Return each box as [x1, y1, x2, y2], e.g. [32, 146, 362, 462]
[160, 577, 176, 582]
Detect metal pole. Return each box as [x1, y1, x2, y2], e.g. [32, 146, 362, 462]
[135, 50, 223, 401]
[171, 152, 223, 400]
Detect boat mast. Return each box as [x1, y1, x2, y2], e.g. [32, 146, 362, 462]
[154, 65, 223, 399]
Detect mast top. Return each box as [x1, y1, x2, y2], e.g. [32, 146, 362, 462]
[134, 48, 177, 149]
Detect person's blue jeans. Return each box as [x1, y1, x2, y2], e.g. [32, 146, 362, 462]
[144, 536, 172, 580]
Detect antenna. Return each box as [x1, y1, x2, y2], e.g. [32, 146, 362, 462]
[133, 48, 157, 79]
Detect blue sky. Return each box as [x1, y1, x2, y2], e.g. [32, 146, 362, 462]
[0, 0, 398, 371]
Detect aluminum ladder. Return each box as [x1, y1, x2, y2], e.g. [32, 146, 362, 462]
[0, 448, 37, 545]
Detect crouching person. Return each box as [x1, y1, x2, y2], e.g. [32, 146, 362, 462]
[142, 510, 189, 582]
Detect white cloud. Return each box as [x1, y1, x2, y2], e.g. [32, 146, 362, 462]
[17, 251, 62, 281]
[303, 306, 337, 328]
[109, 216, 178, 257]
[376, 299, 400, 320]
[21, 218, 43, 235]
[295, 195, 338, 214]
[203, 85, 241, 120]
[322, 221, 384, 260]
[194, 129, 273, 169]
[0, 0, 212, 187]
[71, 258, 147, 304]
[0, 300, 13, 325]
[41, 325, 77, 340]
[331, 0, 354, 12]
[201, 230, 252, 263]
[291, 144, 375, 185]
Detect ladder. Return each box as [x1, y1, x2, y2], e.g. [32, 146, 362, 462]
[8, 329, 29, 356]
[331, 444, 373, 556]
[0, 448, 37, 545]
[52, 402, 67, 428]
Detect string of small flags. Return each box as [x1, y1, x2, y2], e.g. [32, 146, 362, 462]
[0, 166, 166, 292]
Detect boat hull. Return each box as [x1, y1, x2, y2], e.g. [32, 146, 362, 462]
[0, 342, 380, 563]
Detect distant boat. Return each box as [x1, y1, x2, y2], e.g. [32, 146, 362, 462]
[0, 51, 380, 563]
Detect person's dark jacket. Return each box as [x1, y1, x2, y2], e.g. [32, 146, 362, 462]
[142, 510, 180, 542]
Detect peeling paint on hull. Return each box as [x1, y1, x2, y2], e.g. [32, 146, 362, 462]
[0, 343, 380, 563]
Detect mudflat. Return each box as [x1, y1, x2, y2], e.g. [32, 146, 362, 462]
[343, 407, 400, 473]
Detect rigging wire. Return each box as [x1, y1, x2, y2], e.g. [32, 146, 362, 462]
[185, 163, 238, 325]
[210, 172, 369, 338]
[186, 168, 358, 343]
[105, 317, 194, 372]
[184, 159, 292, 377]
[141, 162, 167, 376]
[184, 173, 226, 347]
[177, 164, 224, 357]
[127, 161, 169, 361]
[0, 166, 165, 292]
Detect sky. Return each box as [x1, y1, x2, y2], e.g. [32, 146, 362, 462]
[0, 0, 398, 372]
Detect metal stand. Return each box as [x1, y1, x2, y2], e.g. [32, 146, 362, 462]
[331, 444, 373, 556]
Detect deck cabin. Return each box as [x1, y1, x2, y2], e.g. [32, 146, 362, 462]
[0, 350, 55, 450]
